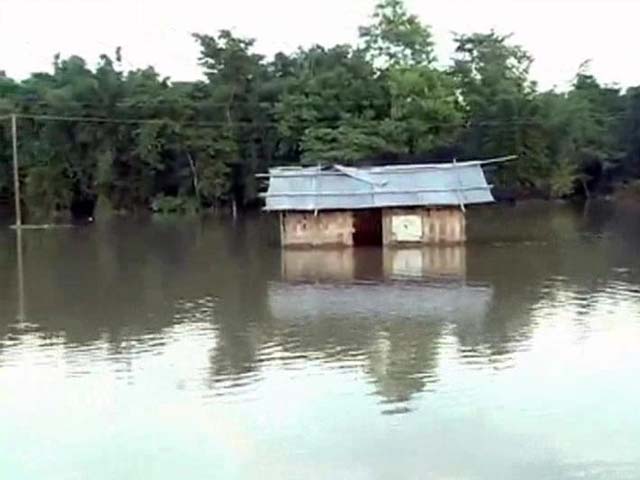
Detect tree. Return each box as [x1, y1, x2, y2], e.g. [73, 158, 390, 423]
[566, 71, 625, 194]
[359, 0, 461, 156]
[452, 32, 545, 191]
[194, 30, 274, 205]
[382, 66, 462, 154]
[0, 0, 639, 217]
[359, 0, 435, 68]
[274, 45, 386, 164]
[622, 86, 640, 178]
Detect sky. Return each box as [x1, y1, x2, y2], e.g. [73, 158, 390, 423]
[0, 0, 638, 91]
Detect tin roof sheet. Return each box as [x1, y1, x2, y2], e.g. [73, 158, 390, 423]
[262, 161, 497, 211]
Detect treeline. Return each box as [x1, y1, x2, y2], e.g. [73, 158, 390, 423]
[1, 0, 640, 220]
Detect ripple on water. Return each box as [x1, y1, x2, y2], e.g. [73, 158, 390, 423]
[204, 370, 263, 402]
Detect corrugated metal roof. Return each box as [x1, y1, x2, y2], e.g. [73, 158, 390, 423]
[262, 160, 498, 211]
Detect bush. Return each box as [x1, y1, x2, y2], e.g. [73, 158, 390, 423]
[548, 160, 579, 198]
[151, 195, 199, 216]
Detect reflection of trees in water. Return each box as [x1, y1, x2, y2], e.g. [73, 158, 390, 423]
[364, 320, 443, 413]
[204, 216, 278, 385]
[2, 202, 640, 410]
[259, 202, 640, 409]
[265, 245, 489, 412]
[259, 309, 444, 412]
[4, 222, 205, 341]
[0, 216, 278, 358]
[0, 222, 201, 367]
[0, 232, 19, 333]
[458, 201, 640, 360]
[264, 275, 496, 411]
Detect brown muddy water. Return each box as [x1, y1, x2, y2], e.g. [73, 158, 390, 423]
[1, 201, 640, 479]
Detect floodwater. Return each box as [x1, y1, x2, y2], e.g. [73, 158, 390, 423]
[1, 201, 640, 480]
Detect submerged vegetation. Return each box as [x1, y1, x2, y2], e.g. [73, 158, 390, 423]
[1, 0, 640, 220]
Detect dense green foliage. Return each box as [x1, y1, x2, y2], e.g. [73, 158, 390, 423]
[1, 0, 639, 219]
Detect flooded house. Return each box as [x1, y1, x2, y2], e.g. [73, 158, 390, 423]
[262, 159, 505, 247]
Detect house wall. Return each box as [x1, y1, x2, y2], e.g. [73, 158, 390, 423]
[382, 207, 466, 245]
[281, 211, 354, 247]
[279, 207, 465, 247]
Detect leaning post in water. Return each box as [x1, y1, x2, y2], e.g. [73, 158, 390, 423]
[11, 113, 23, 228]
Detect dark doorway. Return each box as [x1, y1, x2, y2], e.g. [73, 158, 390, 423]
[353, 209, 383, 246]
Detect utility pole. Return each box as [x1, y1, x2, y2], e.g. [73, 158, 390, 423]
[11, 113, 22, 228]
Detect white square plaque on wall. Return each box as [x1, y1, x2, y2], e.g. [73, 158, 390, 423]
[392, 215, 423, 242]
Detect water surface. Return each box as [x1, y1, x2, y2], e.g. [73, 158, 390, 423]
[1, 201, 640, 479]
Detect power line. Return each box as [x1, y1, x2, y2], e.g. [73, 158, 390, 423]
[15, 113, 212, 126]
[0, 111, 633, 129]
[11, 113, 279, 128]
[2, 99, 631, 125]
[0, 113, 471, 128]
[4, 99, 278, 108]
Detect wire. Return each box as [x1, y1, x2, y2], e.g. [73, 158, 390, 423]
[2, 97, 630, 126]
[16, 113, 206, 126]
[7, 102, 630, 126]
[6, 99, 278, 108]
[11, 113, 280, 128]
[0, 113, 468, 128]
[0, 111, 632, 129]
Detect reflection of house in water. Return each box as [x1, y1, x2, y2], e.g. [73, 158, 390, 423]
[281, 247, 468, 282]
[270, 247, 493, 413]
[384, 247, 467, 280]
[261, 161, 506, 247]
[269, 282, 490, 323]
